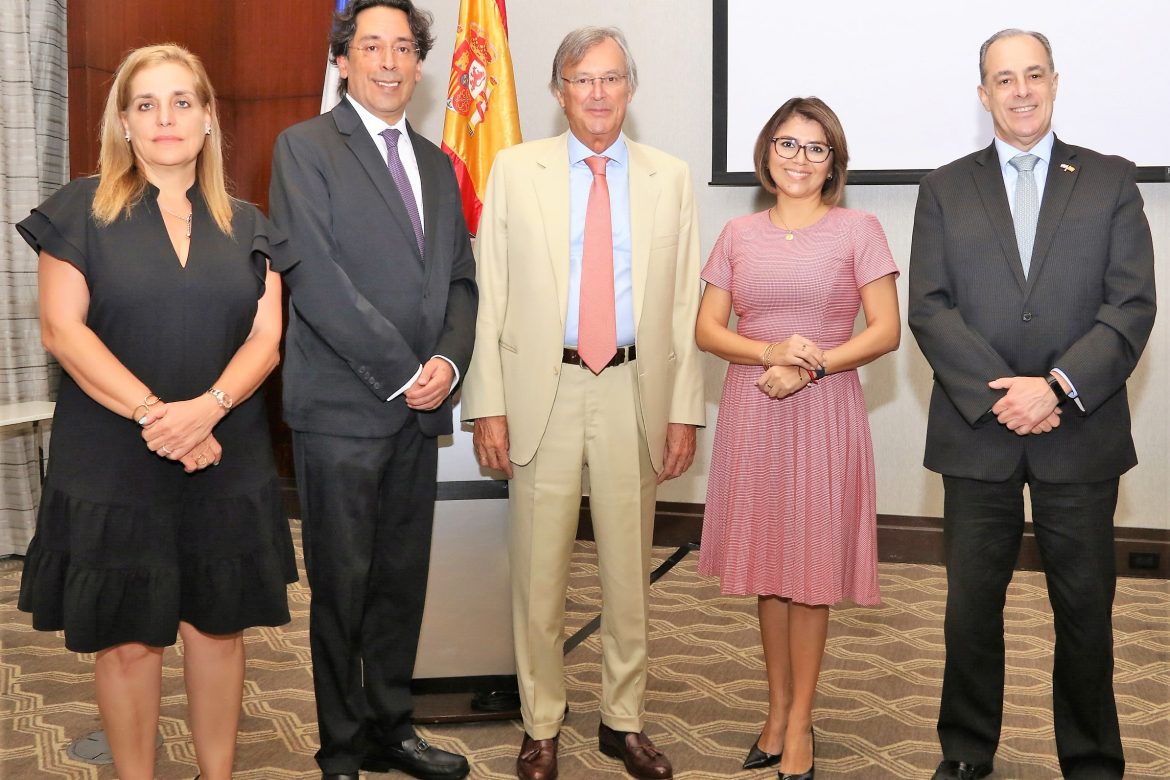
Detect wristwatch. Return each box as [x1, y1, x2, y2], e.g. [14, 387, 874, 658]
[207, 387, 234, 411]
[1046, 375, 1069, 406]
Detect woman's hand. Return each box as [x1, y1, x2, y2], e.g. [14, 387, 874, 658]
[141, 395, 223, 461]
[768, 333, 824, 370]
[179, 433, 222, 473]
[757, 365, 810, 399]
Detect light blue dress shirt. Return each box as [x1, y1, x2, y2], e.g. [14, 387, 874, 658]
[564, 132, 636, 348]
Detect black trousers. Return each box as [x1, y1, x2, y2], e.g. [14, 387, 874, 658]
[293, 423, 437, 774]
[938, 460, 1123, 780]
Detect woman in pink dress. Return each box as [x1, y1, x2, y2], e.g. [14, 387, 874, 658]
[696, 97, 900, 780]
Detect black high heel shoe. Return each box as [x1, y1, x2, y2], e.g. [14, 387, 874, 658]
[779, 728, 815, 780]
[743, 731, 782, 769]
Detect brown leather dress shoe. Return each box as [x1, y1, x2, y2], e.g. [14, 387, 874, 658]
[597, 722, 673, 779]
[517, 732, 558, 780]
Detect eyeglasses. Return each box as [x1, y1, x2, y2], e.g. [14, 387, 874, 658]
[561, 73, 629, 92]
[772, 137, 833, 164]
[349, 42, 420, 61]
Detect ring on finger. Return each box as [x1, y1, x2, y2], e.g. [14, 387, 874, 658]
[160, 446, 171, 456]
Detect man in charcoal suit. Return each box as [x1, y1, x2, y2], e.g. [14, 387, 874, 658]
[268, 1, 476, 778]
[908, 28, 1156, 780]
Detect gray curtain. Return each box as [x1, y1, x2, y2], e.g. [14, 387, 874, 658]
[0, 0, 68, 555]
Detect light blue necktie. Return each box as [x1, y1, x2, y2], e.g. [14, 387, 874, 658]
[1009, 154, 1039, 277]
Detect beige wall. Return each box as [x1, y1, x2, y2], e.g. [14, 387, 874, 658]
[415, 1, 1169, 529]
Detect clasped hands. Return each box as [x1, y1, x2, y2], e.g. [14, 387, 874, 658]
[988, 375, 1061, 436]
[139, 396, 224, 473]
[405, 357, 456, 411]
[757, 334, 823, 399]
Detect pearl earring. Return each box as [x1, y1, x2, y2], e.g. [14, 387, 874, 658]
[204, 125, 211, 135]
[124, 131, 130, 142]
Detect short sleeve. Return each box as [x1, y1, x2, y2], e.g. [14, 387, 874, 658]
[701, 221, 735, 290]
[233, 202, 295, 295]
[14, 178, 96, 275]
[852, 211, 900, 288]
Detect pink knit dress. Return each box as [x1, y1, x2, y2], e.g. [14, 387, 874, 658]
[697, 207, 898, 606]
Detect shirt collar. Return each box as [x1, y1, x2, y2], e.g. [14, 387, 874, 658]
[568, 131, 628, 167]
[346, 93, 409, 138]
[994, 130, 1055, 172]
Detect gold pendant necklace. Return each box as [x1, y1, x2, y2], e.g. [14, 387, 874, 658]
[769, 207, 796, 240]
[159, 203, 193, 238]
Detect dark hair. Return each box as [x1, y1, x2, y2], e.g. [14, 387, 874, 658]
[753, 97, 849, 205]
[330, 0, 435, 97]
[978, 29, 1054, 83]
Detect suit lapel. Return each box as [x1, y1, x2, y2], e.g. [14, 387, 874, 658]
[410, 121, 440, 268]
[627, 140, 658, 330]
[533, 134, 572, 327]
[972, 142, 1027, 291]
[333, 100, 423, 263]
[1026, 137, 1078, 294]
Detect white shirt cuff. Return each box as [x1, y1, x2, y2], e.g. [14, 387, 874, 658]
[1050, 368, 1086, 412]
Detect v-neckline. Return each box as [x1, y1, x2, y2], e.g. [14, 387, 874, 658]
[155, 194, 193, 269]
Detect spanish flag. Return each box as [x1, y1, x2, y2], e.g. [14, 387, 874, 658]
[441, 0, 521, 236]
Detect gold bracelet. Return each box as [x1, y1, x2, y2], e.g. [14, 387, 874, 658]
[133, 393, 160, 424]
[761, 342, 778, 369]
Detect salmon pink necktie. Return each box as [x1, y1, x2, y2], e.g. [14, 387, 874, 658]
[578, 155, 617, 374]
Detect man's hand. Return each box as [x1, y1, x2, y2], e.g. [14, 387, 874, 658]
[658, 423, 697, 484]
[473, 415, 513, 478]
[405, 357, 455, 411]
[988, 376, 1061, 436]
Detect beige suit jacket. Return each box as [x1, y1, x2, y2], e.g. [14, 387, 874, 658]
[461, 133, 705, 471]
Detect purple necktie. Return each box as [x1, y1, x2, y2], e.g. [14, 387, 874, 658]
[379, 128, 424, 257]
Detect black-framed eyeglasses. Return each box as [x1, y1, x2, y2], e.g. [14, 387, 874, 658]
[350, 42, 420, 61]
[561, 73, 629, 92]
[772, 137, 833, 163]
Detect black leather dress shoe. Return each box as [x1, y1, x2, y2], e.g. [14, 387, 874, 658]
[321, 773, 359, 780]
[742, 732, 781, 769]
[362, 735, 470, 779]
[931, 759, 993, 780]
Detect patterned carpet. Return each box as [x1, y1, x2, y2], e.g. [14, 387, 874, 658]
[1, 522, 1167, 779]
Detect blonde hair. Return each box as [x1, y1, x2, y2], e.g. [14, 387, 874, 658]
[93, 44, 233, 235]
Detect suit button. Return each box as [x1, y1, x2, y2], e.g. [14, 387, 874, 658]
[1022, 312, 1033, 322]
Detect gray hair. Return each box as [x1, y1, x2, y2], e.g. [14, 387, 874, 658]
[979, 28, 1054, 83]
[549, 26, 638, 95]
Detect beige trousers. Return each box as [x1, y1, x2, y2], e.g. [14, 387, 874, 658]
[508, 358, 658, 739]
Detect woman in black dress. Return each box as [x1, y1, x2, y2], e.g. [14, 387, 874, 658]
[15, 44, 295, 780]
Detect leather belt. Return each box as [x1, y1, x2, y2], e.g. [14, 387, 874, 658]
[562, 345, 636, 369]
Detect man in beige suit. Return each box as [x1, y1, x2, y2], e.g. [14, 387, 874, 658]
[461, 26, 704, 780]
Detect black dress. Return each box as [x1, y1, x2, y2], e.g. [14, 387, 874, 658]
[15, 177, 297, 653]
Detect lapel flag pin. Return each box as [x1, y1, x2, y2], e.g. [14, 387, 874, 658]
[1059, 163, 1076, 173]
